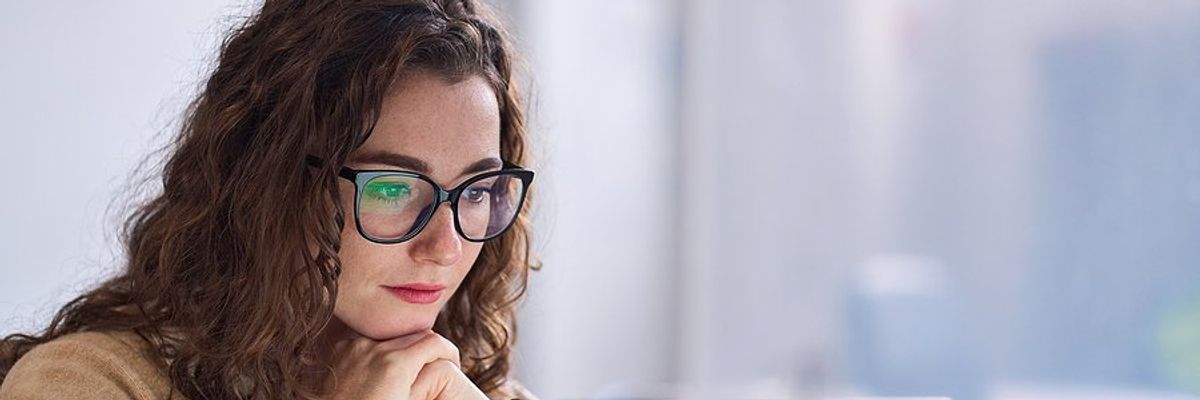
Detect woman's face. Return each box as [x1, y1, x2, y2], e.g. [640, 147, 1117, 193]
[333, 72, 500, 340]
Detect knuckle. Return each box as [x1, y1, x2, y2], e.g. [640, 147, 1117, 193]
[432, 358, 458, 372]
[351, 337, 375, 351]
[436, 336, 462, 358]
[412, 333, 460, 358]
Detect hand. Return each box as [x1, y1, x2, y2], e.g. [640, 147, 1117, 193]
[323, 329, 488, 400]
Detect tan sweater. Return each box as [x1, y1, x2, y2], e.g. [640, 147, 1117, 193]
[0, 331, 536, 399]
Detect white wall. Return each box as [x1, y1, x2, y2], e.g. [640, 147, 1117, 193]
[512, 0, 681, 397]
[0, 1, 245, 333]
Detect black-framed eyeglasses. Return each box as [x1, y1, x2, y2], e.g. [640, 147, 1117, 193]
[306, 155, 534, 244]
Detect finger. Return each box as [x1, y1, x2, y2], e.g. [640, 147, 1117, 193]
[409, 359, 458, 400]
[389, 331, 462, 369]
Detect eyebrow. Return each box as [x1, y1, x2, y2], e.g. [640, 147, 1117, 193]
[349, 150, 503, 179]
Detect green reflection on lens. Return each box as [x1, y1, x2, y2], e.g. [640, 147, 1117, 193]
[364, 180, 412, 205]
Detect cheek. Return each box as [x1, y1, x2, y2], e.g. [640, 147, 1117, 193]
[334, 225, 369, 298]
[338, 184, 358, 239]
[334, 186, 380, 296]
[457, 243, 485, 277]
[335, 184, 371, 275]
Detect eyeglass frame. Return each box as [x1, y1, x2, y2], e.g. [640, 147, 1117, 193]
[306, 154, 534, 244]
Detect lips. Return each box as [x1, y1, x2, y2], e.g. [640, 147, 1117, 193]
[389, 283, 446, 291]
[382, 283, 445, 304]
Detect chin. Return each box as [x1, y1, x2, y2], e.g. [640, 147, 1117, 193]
[349, 314, 437, 340]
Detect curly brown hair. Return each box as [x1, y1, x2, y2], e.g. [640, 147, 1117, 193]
[0, 0, 536, 398]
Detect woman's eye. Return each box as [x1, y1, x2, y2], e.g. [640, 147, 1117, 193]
[364, 181, 412, 204]
[463, 187, 491, 204]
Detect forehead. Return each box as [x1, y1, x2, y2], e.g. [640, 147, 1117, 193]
[350, 72, 501, 183]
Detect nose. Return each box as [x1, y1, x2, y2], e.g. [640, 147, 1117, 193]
[408, 203, 462, 266]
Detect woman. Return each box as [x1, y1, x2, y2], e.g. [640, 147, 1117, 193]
[0, 0, 538, 398]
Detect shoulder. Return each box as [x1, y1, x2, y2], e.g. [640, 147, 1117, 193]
[0, 330, 180, 400]
[489, 378, 539, 400]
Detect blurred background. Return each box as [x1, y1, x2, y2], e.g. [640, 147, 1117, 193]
[3, 0, 1200, 399]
